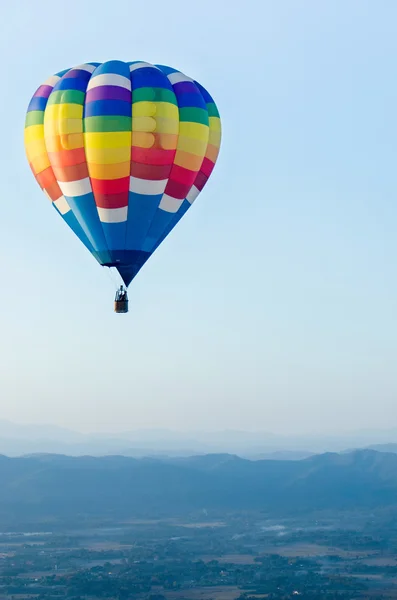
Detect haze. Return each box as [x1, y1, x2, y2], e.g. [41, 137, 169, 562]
[1, 0, 397, 435]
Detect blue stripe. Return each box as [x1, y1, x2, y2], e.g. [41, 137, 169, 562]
[141, 208, 175, 253]
[54, 206, 96, 255]
[156, 65, 178, 76]
[84, 99, 132, 117]
[125, 193, 161, 251]
[27, 96, 47, 112]
[194, 81, 214, 104]
[92, 60, 129, 77]
[63, 193, 111, 260]
[101, 222, 127, 256]
[130, 68, 173, 90]
[174, 92, 207, 109]
[152, 200, 191, 253]
[53, 77, 89, 92]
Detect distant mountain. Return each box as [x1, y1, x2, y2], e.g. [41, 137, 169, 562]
[245, 450, 315, 461]
[0, 449, 396, 525]
[1, 420, 397, 458]
[367, 443, 397, 454]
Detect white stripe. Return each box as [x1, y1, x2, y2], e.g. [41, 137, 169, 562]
[129, 62, 160, 72]
[129, 177, 167, 196]
[58, 178, 92, 197]
[97, 206, 128, 223]
[168, 72, 194, 85]
[159, 194, 184, 213]
[73, 63, 97, 73]
[53, 195, 71, 215]
[186, 185, 200, 204]
[44, 75, 60, 87]
[87, 73, 131, 91]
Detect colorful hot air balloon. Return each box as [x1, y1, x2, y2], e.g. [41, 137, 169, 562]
[24, 60, 221, 312]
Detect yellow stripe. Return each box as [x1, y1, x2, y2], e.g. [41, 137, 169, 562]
[84, 131, 131, 149]
[45, 103, 83, 120]
[177, 136, 207, 157]
[209, 116, 221, 132]
[30, 153, 51, 173]
[209, 130, 221, 147]
[132, 101, 156, 117]
[86, 145, 131, 165]
[24, 124, 44, 143]
[132, 116, 179, 134]
[179, 122, 209, 142]
[132, 116, 156, 133]
[88, 162, 130, 180]
[153, 117, 179, 135]
[60, 133, 84, 150]
[44, 133, 84, 152]
[25, 139, 47, 161]
[43, 136, 62, 152]
[59, 118, 83, 135]
[132, 101, 178, 119]
[131, 131, 179, 150]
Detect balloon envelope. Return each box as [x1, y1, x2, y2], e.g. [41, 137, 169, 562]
[24, 60, 221, 286]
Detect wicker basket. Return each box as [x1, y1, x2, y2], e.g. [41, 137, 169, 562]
[114, 300, 128, 313]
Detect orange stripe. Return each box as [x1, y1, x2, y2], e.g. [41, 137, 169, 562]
[88, 162, 130, 180]
[173, 150, 204, 171]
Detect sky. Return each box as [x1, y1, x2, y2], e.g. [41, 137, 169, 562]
[1, 0, 397, 435]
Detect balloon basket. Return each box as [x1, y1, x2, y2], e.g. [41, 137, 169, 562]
[114, 300, 128, 313]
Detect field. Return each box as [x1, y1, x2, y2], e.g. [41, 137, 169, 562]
[0, 511, 397, 599]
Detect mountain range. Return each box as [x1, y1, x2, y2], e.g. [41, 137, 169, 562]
[1, 419, 397, 457]
[1, 449, 397, 526]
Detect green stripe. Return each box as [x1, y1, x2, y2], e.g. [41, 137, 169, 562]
[25, 111, 44, 126]
[84, 116, 132, 132]
[132, 87, 177, 105]
[207, 102, 220, 118]
[47, 90, 85, 105]
[179, 107, 209, 125]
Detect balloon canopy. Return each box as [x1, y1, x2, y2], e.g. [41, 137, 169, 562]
[24, 60, 221, 286]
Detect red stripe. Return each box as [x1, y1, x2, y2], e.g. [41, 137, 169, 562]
[36, 167, 56, 189]
[52, 162, 89, 182]
[94, 192, 129, 209]
[45, 180, 63, 201]
[194, 172, 208, 191]
[164, 179, 191, 200]
[48, 148, 86, 167]
[130, 162, 171, 180]
[169, 164, 197, 186]
[91, 177, 130, 194]
[201, 157, 215, 178]
[131, 146, 176, 166]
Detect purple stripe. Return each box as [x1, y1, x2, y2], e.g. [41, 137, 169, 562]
[173, 81, 200, 94]
[34, 85, 53, 98]
[85, 85, 132, 103]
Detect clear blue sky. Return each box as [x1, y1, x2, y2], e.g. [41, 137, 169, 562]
[1, 0, 397, 435]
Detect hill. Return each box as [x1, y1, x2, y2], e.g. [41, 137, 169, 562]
[0, 449, 397, 525]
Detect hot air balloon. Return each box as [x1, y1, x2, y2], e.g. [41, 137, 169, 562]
[24, 60, 221, 313]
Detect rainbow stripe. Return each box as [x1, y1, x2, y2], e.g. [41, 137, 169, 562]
[24, 60, 221, 286]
